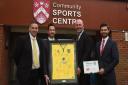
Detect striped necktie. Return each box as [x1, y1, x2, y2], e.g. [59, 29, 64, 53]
[100, 39, 105, 56]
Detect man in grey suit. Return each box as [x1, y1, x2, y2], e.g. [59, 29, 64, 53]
[96, 23, 119, 85]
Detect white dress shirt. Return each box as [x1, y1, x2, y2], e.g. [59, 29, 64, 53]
[29, 33, 40, 69]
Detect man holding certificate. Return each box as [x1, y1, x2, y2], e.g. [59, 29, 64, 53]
[75, 19, 93, 85]
[96, 23, 119, 85]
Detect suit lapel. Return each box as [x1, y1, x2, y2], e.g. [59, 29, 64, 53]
[78, 30, 84, 41]
[26, 35, 33, 56]
[97, 41, 101, 57]
[37, 38, 41, 56]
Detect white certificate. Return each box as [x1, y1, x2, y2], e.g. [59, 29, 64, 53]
[83, 60, 99, 74]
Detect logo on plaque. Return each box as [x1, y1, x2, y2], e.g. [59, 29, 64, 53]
[33, 0, 50, 24]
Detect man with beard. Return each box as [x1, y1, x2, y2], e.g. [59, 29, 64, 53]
[96, 23, 119, 85]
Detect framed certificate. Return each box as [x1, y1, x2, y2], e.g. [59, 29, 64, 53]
[83, 60, 99, 74]
[49, 40, 77, 84]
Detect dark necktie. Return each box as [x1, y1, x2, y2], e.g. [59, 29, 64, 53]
[100, 39, 105, 56]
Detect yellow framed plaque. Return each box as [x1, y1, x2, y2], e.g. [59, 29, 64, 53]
[49, 40, 77, 84]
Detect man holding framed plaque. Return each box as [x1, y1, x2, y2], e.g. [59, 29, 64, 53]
[75, 19, 93, 85]
[42, 23, 56, 85]
[43, 22, 56, 71]
[96, 23, 119, 85]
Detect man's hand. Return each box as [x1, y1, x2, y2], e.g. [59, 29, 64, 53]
[77, 67, 81, 76]
[44, 75, 50, 85]
[99, 68, 105, 75]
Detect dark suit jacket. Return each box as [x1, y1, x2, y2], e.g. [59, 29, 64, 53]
[42, 38, 57, 75]
[96, 37, 119, 85]
[42, 39, 50, 74]
[77, 31, 93, 70]
[13, 34, 47, 81]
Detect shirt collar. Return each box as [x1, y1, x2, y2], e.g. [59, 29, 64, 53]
[78, 30, 84, 40]
[48, 37, 55, 41]
[102, 36, 109, 42]
[29, 33, 37, 40]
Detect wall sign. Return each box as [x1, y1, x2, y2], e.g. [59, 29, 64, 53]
[52, 2, 82, 25]
[33, 0, 50, 24]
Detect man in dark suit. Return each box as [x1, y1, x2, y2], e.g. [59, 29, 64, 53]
[13, 22, 49, 85]
[43, 23, 56, 77]
[41, 23, 56, 85]
[96, 23, 119, 85]
[75, 19, 93, 85]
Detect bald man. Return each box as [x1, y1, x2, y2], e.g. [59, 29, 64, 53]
[14, 22, 49, 85]
[75, 19, 93, 85]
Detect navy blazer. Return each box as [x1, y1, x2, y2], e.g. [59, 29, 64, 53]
[96, 37, 119, 74]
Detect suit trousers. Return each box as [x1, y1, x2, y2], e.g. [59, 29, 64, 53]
[18, 69, 41, 85]
[78, 73, 90, 85]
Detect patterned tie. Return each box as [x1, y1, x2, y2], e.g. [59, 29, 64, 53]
[32, 39, 39, 66]
[100, 39, 105, 56]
